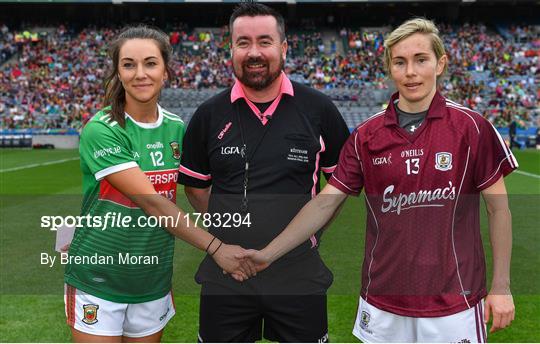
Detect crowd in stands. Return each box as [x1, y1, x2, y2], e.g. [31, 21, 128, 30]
[1, 24, 18, 64]
[1, 24, 111, 129]
[168, 26, 234, 89]
[441, 23, 539, 127]
[286, 28, 389, 89]
[284, 28, 388, 90]
[0, 22, 538, 130]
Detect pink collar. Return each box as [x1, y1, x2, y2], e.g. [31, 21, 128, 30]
[230, 72, 294, 125]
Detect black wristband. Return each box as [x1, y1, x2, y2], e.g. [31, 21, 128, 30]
[210, 241, 223, 256]
[205, 237, 217, 253]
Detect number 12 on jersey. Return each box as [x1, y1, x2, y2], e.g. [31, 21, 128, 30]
[150, 151, 164, 167]
[406, 158, 420, 175]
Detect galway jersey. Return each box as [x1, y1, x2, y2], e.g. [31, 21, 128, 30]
[328, 92, 517, 317]
[65, 105, 185, 303]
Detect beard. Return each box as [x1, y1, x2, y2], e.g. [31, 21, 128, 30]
[233, 56, 284, 91]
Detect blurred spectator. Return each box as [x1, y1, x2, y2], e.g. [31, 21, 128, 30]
[0, 24, 17, 64]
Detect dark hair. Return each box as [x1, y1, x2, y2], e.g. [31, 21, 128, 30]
[229, 2, 286, 42]
[103, 25, 173, 127]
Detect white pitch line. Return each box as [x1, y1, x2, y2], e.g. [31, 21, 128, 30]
[0, 157, 80, 173]
[514, 170, 540, 179]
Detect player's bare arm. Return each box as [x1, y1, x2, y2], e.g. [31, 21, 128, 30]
[320, 184, 347, 232]
[185, 186, 211, 213]
[238, 184, 347, 269]
[481, 176, 515, 333]
[105, 167, 255, 280]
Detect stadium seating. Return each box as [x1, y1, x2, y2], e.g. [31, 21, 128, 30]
[0, 23, 538, 133]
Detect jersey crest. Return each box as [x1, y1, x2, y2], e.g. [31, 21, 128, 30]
[360, 310, 371, 330]
[170, 141, 181, 160]
[435, 152, 453, 171]
[82, 304, 99, 325]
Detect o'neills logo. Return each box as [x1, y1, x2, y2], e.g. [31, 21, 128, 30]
[146, 141, 164, 149]
[381, 181, 456, 214]
[218, 122, 232, 140]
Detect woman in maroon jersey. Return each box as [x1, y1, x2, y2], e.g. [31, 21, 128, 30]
[239, 18, 516, 342]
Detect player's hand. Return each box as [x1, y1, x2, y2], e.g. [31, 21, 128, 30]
[212, 244, 256, 282]
[234, 249, 271, 274]
[484, 293, 515, 333]
[60, 244, 70, 253]
[227, 257, 259, 282]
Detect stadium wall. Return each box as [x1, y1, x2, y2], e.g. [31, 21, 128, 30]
[0, 130, 79, 149]
[32, 135, 79, 149]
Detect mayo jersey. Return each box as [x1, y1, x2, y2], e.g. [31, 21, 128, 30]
[65, 105, 185, 303]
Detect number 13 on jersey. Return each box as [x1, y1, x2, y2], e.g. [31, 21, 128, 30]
[406, 158, 420, 175]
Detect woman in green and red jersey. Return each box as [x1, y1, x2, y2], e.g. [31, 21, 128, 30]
[64, 25, 255, 342]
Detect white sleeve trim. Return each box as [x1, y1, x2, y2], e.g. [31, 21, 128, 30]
[95, 161, 138, 181]
[331, 176, 360, 194]
[476, 156, 508, 189]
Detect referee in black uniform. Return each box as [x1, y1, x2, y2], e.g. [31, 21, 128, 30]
[178, 3, 349, 342]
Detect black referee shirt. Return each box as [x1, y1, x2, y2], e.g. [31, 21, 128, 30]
[179, 75, 349, 292]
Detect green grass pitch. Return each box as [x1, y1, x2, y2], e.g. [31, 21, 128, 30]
[0, 148, 539, 342]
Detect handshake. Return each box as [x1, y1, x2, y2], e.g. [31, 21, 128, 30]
[209, 242, 273, 282]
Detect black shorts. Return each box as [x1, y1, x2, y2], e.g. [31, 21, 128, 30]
[198, 282, 328, 343]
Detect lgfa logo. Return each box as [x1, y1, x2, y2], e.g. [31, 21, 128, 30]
[221, 146, 245, 157]
[372, 153, 392, 166]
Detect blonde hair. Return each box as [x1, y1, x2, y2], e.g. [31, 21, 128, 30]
[383, 18, 447, 80]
